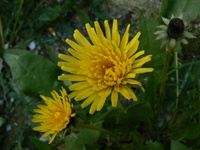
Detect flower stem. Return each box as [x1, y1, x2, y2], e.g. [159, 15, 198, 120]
[0, 16, 4, 57]
[172, 51, 179, 122]
[9, 0, 24, 47]
[157, 47, 171, 116]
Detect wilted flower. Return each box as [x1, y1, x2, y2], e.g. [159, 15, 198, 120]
[58, 19, 153, 114]
[155, 14, 196, 49]
[32, 87, 75, 144]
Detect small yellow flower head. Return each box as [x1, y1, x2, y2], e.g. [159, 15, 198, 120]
[155, 14, 196, 49]
[32, 87, 75, 144]
[58, 19, 153, 114]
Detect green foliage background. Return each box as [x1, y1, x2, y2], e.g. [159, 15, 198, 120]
[0, 0, 200, 149]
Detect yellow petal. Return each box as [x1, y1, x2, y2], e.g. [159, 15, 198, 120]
[74, 29, 91, 47]
[120, 24, 130, 51]
[68, 48, 89, 60]
[58, 74, 86, 81]
[74, 87, 96, 101]
[125, 32, 141, 54]
[58, 54, 79, 63]
[89, 96, 100, 114]
[126, 79, 140, 85]
[86, 24, 100, 46]
[127, 40, 139, 58]
[123, 85, 138, 101]
[66, 38, 84, 53]
[126, 73, 136, 78]
[98, 87, 112, 97]
[104, 20, 111, 40]
[132, 55, 152, 68]
[117, 85, 131, 100]
[60, 65, 80, 74]
[94, 21, 104, 36]
[81, 93, 97, 108]
[69, 82, 90, 90]
[49, 133, 57, 144]
[96, 96, 107, 111]
[129, 50, 145, 64]
[111, 90, 118, 107]
[112, 19, 120, 46]
[131, 68, 154, 74]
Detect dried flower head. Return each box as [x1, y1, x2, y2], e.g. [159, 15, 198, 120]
[155, 14, 196, 49]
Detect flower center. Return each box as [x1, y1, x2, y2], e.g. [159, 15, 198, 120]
[54, 111, 66, 121]
[87, 45, 130, 91]
[167, 18, 184, 39]
[104, 65, 121, 86]
[54, 112, 61, 118]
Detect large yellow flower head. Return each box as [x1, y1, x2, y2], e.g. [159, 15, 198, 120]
[58, 19, 153, 114]
[32, 87, 75, 144]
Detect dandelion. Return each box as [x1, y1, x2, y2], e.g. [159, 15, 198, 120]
[32, 87, 75, 144]
[155, 14, 196, 49]
[58, 19, 153, 114]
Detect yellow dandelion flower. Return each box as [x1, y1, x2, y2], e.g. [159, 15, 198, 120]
[32, 87, 75, 144]
[58, 19, 153, 114]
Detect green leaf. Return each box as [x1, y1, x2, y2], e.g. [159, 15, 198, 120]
[173, 123, 200, 140]
[171, 140, 190, 150]
[3, 49, 62, 97]
[126, 101, 154, 120]
[0, 117, 5, 127]
[159, 0, 173, 18]
[139, 18, 165, 68]
[147, 141, 164, 150]
[29, 136, 52, 150]
[117, 101, 153, 132]
[65, 127, 101, 150]
[74, 7, 92, 25]
[44, 44, 61, 64]
[164, 0, 200, 21]
[39, 5, 62, 22]
[166, 121, 200, 142]
[138, 18, 165, 108]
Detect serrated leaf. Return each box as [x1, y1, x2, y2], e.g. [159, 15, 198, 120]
[3, 49, 62, 97]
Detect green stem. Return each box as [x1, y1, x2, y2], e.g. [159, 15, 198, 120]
[144, 119, 154, 138]
[167, 61, 200, 75]
[172, 51, 179, 122]
[9, 0, 24, 47]
[157, 47, 171, 116]
[0, 16, 4, 57]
